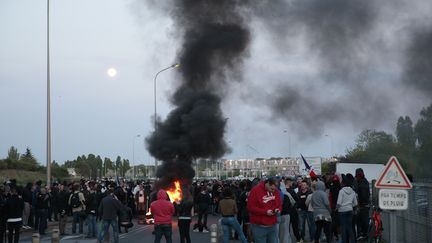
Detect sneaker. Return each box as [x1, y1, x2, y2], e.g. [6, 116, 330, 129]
[202, 229, 209, 233]
[357, 236, 367, 241]
[193, 229, 199, 233]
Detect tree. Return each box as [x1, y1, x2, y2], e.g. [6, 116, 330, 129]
[414, 103, 432, 177]
[103, 158, 114, 176]
[19, 147, 38, 171]
[115, 156, 122, 176]
[121, 159, 131, 177]
[7, 146, 20, 161]
[396, 116, 416, 151]
[345, 130, 400, 165]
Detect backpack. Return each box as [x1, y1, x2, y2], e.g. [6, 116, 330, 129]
[70, 193, 81, 208]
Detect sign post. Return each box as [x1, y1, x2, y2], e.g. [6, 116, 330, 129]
[375, 156, 412, 243]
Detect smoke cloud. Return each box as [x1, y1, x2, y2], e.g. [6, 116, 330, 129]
[146, 0, 250, 188]
[403, 27, 432, 95]
[138, 0, 432, 167]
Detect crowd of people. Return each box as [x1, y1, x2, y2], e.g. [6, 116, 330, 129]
[0, 168, 371, 243]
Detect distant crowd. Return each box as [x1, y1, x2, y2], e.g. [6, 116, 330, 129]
[0, 168, 372, 243]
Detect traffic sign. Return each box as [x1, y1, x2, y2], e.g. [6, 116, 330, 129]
[378, 189, 408, 210]
[375, 156, 412, 189]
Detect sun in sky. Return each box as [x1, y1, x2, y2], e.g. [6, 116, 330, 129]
[107, 67, 117, 77]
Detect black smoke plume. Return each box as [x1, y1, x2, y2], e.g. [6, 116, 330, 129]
[146, 0, 250, 188]
[403, 27, 432, 95]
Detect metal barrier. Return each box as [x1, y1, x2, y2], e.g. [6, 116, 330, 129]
[380, 183, 432, 243]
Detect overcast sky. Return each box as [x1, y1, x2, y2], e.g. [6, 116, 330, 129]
[1, 0, 431, 165]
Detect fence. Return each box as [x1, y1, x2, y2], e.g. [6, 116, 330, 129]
[379, 182, 432, 243]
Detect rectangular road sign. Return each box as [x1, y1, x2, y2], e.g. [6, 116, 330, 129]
[379, 189, 408, 210]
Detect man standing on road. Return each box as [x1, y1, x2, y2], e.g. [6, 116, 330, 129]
[98, 184, 123, 243]
[55, 183, 69, 236]
[247, 177, 282, 243]
[68, 184, 85, 235]
[151, 189, 175, 243]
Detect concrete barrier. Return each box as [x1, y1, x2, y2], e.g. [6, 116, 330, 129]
[210, 223, 218, 243]
[31, 233, 40, 243]
[51, 228, 60, 243]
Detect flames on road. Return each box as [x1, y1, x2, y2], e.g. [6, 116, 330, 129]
[166, 180, 182, 203]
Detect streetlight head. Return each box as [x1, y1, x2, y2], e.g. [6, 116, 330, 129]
[172, 63, 180, 68]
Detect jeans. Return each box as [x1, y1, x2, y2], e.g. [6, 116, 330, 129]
[178, 219, 191, 243]
[87, 214, 97, 237]
[251, 224, 277, 243]
[298, 210, 315, 241]
[279, 214, 292, 243]
[221, 217, 247, 243]
[98, 219, 119, 243]
[339, 211, 355, 243]
[154, 224, 172, 243]
[72, 211, 83, 234]
[7, 221, 22, 243]
[37, 209, 48, 235]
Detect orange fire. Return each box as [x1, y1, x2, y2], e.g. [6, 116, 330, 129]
[166, 180, 182, 203]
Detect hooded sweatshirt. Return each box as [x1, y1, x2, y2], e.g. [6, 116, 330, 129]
[247, 181, 282, 226]
[311, 181, 331, 221]
[150, 190, 174, 225]
[336, 186, 358, 213]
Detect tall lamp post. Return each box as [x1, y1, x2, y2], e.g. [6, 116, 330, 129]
[132, 134, 141, 179]
[153, 63, 179, 171]
[46, 0, 52, 186]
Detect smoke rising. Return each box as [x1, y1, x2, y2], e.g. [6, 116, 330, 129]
[244, 0, 432, 136]
[146, 0, 250, 188]
[138, 0, 432, 165]
[403, 27, 432, 95]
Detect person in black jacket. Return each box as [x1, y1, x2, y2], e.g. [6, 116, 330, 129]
[22, 183, 33, 229]
[285, 177, 301, 242]
[5, 186, 24, 243]
[55, 183, 69, 235]
[193, 184, 211, 233]
[178, 186, 194, 243]
[35, 188, 50, 235]
[354, 168, 370, 241]
[0, 185, 8, 243]
[85, 184, 98, 238]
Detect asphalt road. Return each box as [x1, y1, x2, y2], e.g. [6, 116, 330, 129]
[19, 215, 223, 243]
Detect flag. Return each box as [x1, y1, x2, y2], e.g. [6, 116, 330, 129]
[300, 154, 317, 177]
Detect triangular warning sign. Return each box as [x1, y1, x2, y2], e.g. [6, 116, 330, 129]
[375, 156, 412, 189]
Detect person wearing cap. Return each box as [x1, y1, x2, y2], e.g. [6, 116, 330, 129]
[247, 177, 282, 243]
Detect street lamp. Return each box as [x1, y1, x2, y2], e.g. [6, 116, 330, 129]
[153, 63, 179, 170]
[46, 0, 52, 186]
[132, 134, 141, 179]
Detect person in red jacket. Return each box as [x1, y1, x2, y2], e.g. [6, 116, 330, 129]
[247, 177, 282, 243]
[150, 189, 175, 243]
